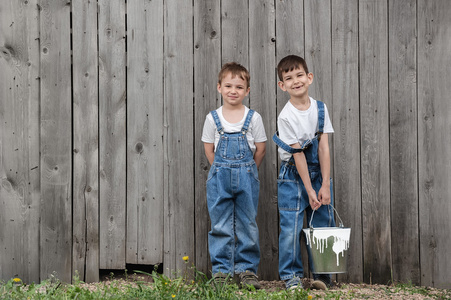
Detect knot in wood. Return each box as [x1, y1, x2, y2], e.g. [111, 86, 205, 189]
[135, 142, 144, 153]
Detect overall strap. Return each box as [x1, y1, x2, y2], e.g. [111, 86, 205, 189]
[210, 110, 224, 134]
[241, 109, 255, 133]
[316, 100, 325, 134]
[272, 132, 304, 154]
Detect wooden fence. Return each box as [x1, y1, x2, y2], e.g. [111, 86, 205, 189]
[1, 0, 450, 289]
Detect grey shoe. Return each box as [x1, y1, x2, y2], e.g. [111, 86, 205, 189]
[239, 271, 261, 290]
[212, 272, 231, 286]
[285, 276, 303, 290]
[312, 274, 331, 290]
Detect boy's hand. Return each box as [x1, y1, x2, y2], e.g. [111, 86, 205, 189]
[308, 189, 321, 210]
[318, 184, 331, 205]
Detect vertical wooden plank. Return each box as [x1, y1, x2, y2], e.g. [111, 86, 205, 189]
[126, 0, 164, 266]
[304, 1, 332, 104]
[388, 0, 420, 285]
[304, 1, 334, 185]
[359, 0, 391, 284]
[98, 0, 126, 269]
[418, 0, 451, 289]
[275, 0, 305, 283]
[72, 0, 99, 283]
[163, 0, 194, 276]
[275, 0, 304, 113]
[332, 0, 363, 283]
[221, 0, 249, 107]
[249, 0, 278, 280]
[193, 1, 221, 276]
[39, 0, 72, 282]
[0, 0, 40, 284]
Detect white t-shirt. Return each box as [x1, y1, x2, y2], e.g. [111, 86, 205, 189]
[201, 106, 267, 154]
[277, 97, 334, 161]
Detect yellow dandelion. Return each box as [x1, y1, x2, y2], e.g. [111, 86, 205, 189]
[172, 295, 176, 298]
[308, 295, 313, 300]
[13, 278, 21, 283]
[182, 256, 189, 262]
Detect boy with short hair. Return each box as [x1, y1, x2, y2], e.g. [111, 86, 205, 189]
[202, 62, 267, 289]
[273, 55, 336, 290]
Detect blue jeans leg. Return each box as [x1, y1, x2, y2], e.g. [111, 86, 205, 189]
[207, 167, 234, 275]
[278, 208, 305, 280]
[234, 164, 260, 274]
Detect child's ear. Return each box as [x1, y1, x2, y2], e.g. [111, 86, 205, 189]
[245, 86, 250, 96]
[217, 83, 221, 93]
[277, 81, 286, 91]
[308, 72, 314, 83]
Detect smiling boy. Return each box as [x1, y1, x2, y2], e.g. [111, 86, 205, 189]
[273, 55, 336, 290]
[202, 62, 267, 289]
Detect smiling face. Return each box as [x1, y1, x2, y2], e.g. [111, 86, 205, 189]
[278, 66, 313, 99]
[217, 72, 250, 108]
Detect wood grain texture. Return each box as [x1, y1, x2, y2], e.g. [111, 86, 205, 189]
[72, 0, 99, 283]
[98, 0, 126, 269]
[359, 0, 391, 284]
[388, 0, 420, 285]
[126, 0, 164, 266]
[305, 0, 335, 180]
[275, 0, 304, 116]
[304, 1, 332, 105]
[331, 0, 363, 284]
[39, 0, 72, 283]
[417, 0, 451, 289]
[249, 0, 278, 280]
[0, 0, 450, 288]
[221, 0, 249, 107]
[193, 0, 221, 276]
[163, 0, 195, 276]
[0, 0, 40, 284]
[275, 0, 309, 279]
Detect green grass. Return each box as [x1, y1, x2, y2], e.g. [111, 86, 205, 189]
[2, 267, 450, 300]
[0, 270, 311, 300]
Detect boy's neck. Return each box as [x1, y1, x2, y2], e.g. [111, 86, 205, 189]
[222, 103, 245, 111]
[222, 104, 245, 123]
[289, 94, 310, 111]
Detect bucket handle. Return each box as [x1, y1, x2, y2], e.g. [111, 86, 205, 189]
[309, 204, 344, 229]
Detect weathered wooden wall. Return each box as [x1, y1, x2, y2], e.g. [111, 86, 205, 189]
[1, 0, 450, 289]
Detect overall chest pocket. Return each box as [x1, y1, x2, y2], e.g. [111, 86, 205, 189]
[219, 135, 246, 160]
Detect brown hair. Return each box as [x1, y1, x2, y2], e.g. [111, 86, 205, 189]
[277, 55, 309, 81]
[218, 62, 250, 88]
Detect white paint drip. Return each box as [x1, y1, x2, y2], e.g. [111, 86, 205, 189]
[305, 228, 351, 266]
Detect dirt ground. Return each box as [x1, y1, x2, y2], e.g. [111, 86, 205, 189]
[94, 271, 450, 299]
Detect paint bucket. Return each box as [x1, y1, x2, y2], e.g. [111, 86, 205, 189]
[302, 206, 351, 274]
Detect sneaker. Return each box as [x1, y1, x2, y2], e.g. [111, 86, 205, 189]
[212, 272, 230, 286]
[285, 276, 303, 290]
[311, 275, 332, 290]
[239, 271, 261, 290]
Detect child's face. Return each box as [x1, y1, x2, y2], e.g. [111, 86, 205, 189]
[217, 72, 250, 107]
[278, 66, 313, 98]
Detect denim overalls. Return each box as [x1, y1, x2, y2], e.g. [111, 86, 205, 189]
[273, 100, 335, 281]
[206, 109, 260, 275]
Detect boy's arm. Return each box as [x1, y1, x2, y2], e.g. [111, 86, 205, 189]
[291, 143, 321, 210]
[253, 142, 266, 168]
[204, 143, 215, 165]
[317, 133, 331, 205]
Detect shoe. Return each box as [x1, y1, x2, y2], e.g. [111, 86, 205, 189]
[239, 271, 261, 290]
[285, 276, 303, 290]
[312, 275, 331, 290]
[212, 272, 231, 286]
